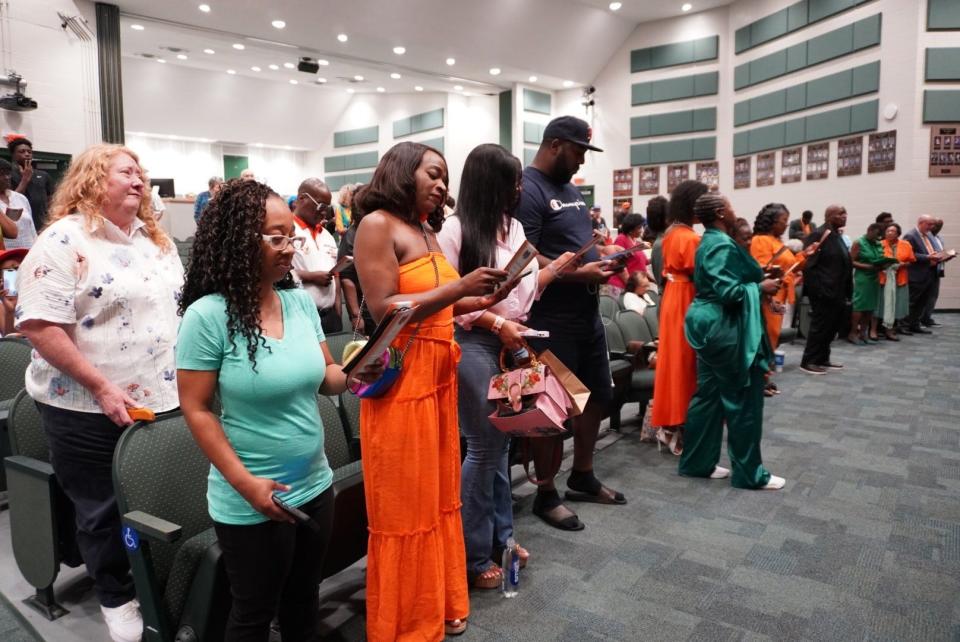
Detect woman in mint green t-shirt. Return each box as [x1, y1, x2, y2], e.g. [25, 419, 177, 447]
[176, 179, 379, 642]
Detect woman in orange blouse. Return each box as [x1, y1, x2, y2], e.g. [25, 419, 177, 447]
[872, 222, 916, 341]
[651, 180, 708, 455]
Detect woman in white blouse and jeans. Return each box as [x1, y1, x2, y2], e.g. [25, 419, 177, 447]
[17, 145, 183, 642]
[438, 144, 572, 589]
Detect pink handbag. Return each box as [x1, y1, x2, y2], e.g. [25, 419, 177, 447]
[487, 350, 572, 437]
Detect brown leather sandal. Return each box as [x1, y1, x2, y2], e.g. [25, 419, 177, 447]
[445, 619, 468, 636]
[471, 564, 502, 590]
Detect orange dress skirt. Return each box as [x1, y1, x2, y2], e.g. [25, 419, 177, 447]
[360, 253, 469, 642]
[652, 225, 700, 427]
[749, 234, 805, 350]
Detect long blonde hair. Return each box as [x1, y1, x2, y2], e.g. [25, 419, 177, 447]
[46, 143, 172, 251]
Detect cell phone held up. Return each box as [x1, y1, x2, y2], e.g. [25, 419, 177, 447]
[271, 494, 324, 534]
[2, 268, 17, 297]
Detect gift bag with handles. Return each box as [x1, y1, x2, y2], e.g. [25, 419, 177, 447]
[487, 347, 574, 437]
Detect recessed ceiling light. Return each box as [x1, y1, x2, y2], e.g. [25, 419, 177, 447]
[198, 4, 211, 12]
[316, 77, 327, 83]
[317, 59, 329, 66]
[354, 75, 364, 81]
[253, 143, 264, 147]
[289, 79, 298, 85]
[251, 66, 261, 72]
[563, 80, 575, 87]
[346, 88, 355, 94]
[271, 19, 286, 29]
[390, 72, 401, 79]
[283, 62, 295, 69]
[489, 67, 501, 76]
[454, 85, 463, 90]
[609, 2, 622, 10]
[414, 85, 424, 91]
[232, 43, 245, 50]
[529, 75, 538, 82]
[377, 86, 385, 92]
[130, 24, 144, 30]
[203, 48, 215, 54]
[157, 58, 166, 63]
[226, 69, 236, 74]
[446, 57, 456, 66]
[393, 46, 406, 55]
[268, 64, 279, 70]
[463, 91, 473, 97]
[337, 33, 348, 43]
[682, 3, 692, 11]
[177, 54, 188, 60]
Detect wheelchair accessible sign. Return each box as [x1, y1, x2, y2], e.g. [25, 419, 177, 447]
[122, 526, 140, 551]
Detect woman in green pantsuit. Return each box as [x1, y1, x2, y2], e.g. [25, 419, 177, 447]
[848, 223, 890, 344]
[678, 192, 786, 490]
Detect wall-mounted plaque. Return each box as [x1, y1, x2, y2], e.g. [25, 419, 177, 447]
[734, 157, 751, 189]
[696, 161, 719, 189]
[867, 130, 896, 173]
[638, 166, 660, 194]
[837, 136, 863, 177]
[613, 197, 634, 221]
[613, 168, 634, 197]
[806, 143, 829, 180]
[928, 125, 959, 177]
[781, 147, 802, 183]
[756, 153, 776, 187]
[667, 164, 689, 192]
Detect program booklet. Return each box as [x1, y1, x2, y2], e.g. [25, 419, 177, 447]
[342, 301, 418, 376]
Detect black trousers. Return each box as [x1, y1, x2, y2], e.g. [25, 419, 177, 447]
[801, 294, 845, 367]
[907, 279, 936, 329]
[921, 276, 941, 324]
[37, 402, 136, 608]
[318, 307, 343, 334]
[214, 486, 335, 642]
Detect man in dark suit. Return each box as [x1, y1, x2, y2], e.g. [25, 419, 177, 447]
[921, 218, 946, 327]
[788, 210, 815, 240]
[800, 205, 851, 375]
[903, 215, 942, 334]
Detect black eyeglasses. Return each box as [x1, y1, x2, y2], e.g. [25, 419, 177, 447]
[303, 192, 331, 213]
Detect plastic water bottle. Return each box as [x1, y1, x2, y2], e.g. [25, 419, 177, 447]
[501, 538, 520, 598]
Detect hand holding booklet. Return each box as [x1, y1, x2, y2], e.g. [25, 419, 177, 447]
[330, 255, 353, 275]
[342, 301, 418, 376]
[491, 241, 538, 297]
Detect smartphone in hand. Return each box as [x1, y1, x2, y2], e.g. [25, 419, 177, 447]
[272, 494, 324, 534]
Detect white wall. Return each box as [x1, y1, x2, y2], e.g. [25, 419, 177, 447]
[562, 0, 960, 308]
[0, 0, 100, 154]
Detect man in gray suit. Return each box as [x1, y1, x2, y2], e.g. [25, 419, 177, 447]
[921, 218, 946, 327]
[903, 215, 942, 334]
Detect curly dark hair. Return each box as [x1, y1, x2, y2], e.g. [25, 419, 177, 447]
[353, 141, 447, 232]
[645, 196, 668, 234]
[179, 179, 295, 370]
[753, 202, 789, 235]
[619, 213, 645, 237]
[693, 192, 727, 226]
[669, 180, 708, 225]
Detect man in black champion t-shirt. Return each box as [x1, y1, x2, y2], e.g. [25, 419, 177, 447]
[514, 116, 626, 532]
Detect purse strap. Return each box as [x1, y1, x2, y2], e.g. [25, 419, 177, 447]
[519, 437, 563, 486]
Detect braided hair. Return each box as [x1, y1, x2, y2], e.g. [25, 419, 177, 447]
[753, 202, 789, 235]
[179, 179, 295, 370]
[692, 191, 728, 226]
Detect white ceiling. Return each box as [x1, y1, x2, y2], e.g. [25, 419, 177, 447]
[113, 0, 734, 95]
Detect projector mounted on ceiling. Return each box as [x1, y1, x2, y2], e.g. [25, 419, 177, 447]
[297, 57, 320, 74]
[0, 73, 38, 112]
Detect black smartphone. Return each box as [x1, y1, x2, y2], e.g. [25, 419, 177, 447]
[271, 494, 323, 534]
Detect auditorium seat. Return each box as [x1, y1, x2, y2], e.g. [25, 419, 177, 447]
[599, 294, 620, 320]
[338, 391, 362, 460]
[0, 336, 33, 499]
[602, 316, 633, 432]
[612, 310, 656, 419]
[324, 331, 354, 365]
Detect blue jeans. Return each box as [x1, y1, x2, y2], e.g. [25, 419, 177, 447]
[455, 327, 513, 576]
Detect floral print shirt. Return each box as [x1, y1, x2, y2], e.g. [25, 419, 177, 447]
[15, 213, 184, 413]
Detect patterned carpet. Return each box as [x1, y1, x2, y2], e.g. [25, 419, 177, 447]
[463, 314, 960, 641]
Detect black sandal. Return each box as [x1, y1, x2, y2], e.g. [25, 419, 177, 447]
[532, 491, 584, 531]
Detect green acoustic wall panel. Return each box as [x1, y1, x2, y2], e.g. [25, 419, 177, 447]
[735, 0, 875, 53]
[630, 116, 651, 139]
[923, 90, 960, 122]
[852, 61, 881, 94]
[631, 108, 716, 139]
[631, 35, 719, 72]
[650, 112, 692, 136]
[734, 132, 749, 157]
[499, 90, 513, 151]
[734, 102, 750, 126]
[692, 107, 717, 130]
[692, 137, 716, 160]
[806, 107, 849, 140]
[849, 99, 878, 132]
[393, 118, 411, 138]
[733, 99, 878, 153]
[928, 0, 960, 30]
[393, 108, 445, 138]
[786, 85, 807, 112]
[752, 90, 788, 122]
[631, 136, 716, 165]
[420, 137, 444, 154]
[734, 14, 881, 90]
[523, 122, 545, 144]
[326, 171, 374, 191]
[806, 69, 852, 105]
[632, 72, 718, 105]
[523, 89, 552, 114]
[650, 140, 693, 163]
[324, 151, 378, 173]
[630, 144, 651, 166]
[926, 48, 960, 81]
[334, 125, 379, 148]
[523, 147, 537, 166]
[749, 123, 785, 153]
[785, 118, 807, 146]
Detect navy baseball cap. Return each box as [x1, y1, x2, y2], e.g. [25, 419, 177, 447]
[542, 116, 603, 152]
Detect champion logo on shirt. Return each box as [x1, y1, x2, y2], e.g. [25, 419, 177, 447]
[549, 198, 587, 211]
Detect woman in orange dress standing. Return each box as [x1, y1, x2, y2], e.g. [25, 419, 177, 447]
[353, 142, 511, 641]
[651, 180, 708, 455]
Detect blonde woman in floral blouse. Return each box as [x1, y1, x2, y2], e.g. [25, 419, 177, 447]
[16, 144, 182, 642]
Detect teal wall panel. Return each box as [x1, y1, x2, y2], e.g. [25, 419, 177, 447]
[786, 84, 807, 112]
[393, 108, 444, 138]
[692, 107, 717, 130]
[788, 1, 809, 30]
[806, 69, 852, 105]
[694, 71, 719, 95]
[630, 144, 651, 166]
[523, 147, 537, 166]
[749, 123, 785, 153]
[631, 35, 719, 72]
[393, 118, 411, 138]
[499, 90, 512, 151]
[926, 48, 960, 81]
[630, 137, 716, 165]
[523, 89, 552, 114]
[734, 14, 881, 90]
[420, 137, 444, 154]
[735, 0, 874, 53]
[326, 171, 374, 191]
[735, 27, 751, 53]
[734, 102, 751, 126]
[692, 137, 716, 160]
[324, 150, 378, 173]
[752, 9, 789, 44]
[849, 99, 879, 132]
[923, 90, 960, 122]
[650, 111, 692, 136]
[630, 116, 651, 139]
[752, 90, 787, 121]
[733, 99, 878, 154]
[806, 107, 850, 140]
[652, 76, 695, 102]
[928, 0, 960, 30]
[734, 132, 749, 157]
[632, 72, 718, 105]
[334, 125, 379, 148]
[631, 108, 716, 139]
[785, 118, 807, 146]
[523, 122, 545, 144]
[631, 82, 653, 105]
[852, 61, 881, 94]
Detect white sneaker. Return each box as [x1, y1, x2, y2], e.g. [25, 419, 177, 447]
[101, 598, 143, 642]
[761, 475, 786, 490]
[709, 466, 730, 479]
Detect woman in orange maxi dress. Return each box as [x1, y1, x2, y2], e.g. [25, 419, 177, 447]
[651, 180, 708, 455]
[353, 141, 511, 641]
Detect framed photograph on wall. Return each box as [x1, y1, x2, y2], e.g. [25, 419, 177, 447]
[781, 147, 802, 183]
[696, 161, 719, 189]
[929, 125, 960, 177]
[806, 143, 829, 180]
[734, 157, 751, 189]
[667, 163, 689, 193]
[638, 166, 660, 194]
[837, 136, 863, 177]
[613, 168, 634, 196]
[756, 153, 776, 187]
